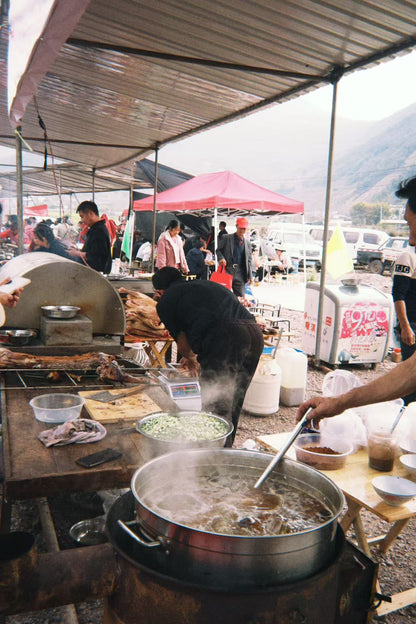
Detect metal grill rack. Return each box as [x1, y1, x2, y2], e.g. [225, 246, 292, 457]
[0, 357, 150, 391]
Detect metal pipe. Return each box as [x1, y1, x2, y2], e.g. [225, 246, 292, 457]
[15, 126, 24, 255]
[214, 207, 218, 269]
[314, 68, 342, 365]
[67, 39, 323, 81]
[128, 185, 134, 270]
[92, 167, 96, 201]
[151, 146, 159, 271]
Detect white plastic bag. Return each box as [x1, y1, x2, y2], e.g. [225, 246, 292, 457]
[321, 370, 366, 449]
[320, 409, 368, 450]
[322, 369, 363, 397]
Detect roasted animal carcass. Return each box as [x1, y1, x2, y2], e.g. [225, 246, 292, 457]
[0, 348, 110, 369]
[96, 358, 148, 384]
[119, 288, 171, 341]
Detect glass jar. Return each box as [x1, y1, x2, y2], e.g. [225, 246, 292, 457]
[368, 431, 398, 472]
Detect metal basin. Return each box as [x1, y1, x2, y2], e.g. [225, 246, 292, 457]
[129, 449, 344, 587]
[0, 329, 37, 346]
[41, 305, 81, 319]
[136, 411, 233, 461]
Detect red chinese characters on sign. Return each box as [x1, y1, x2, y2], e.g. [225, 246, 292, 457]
[340, 303, 388, 339]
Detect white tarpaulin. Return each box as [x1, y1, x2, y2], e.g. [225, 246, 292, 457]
[8, 0, 89, 128]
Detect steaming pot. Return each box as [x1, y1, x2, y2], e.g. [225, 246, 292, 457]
[128, 449, 344, 588]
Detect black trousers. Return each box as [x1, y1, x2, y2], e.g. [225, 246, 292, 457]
[198, 320, 264, 446]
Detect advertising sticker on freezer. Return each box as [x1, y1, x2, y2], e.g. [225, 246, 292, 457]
[302, 282, 393, 366]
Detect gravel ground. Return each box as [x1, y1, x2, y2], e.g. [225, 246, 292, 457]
[6, 270, 416, 623]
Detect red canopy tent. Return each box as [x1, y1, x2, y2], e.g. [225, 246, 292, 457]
[24, 204, 48, 217]
[133, 171, 304, 215]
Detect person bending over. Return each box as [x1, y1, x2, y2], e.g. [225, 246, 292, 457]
[153, 267, 264, 446]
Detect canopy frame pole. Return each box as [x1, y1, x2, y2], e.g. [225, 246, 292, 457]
[214, 207, 218, 269]
[151, 145, 160, 272]
[92, 167, 96, 201]
[58, 170, 63, 219]
[127, 185, 134, 271]
[15, 126, 24, 255]
[314, 66, 343, 366]
[302, 213, 307, 286]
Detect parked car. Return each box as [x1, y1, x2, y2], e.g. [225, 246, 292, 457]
[308, 225, 389, 263]
[266, 226, 322, 270]
[356, 236, 409, 274]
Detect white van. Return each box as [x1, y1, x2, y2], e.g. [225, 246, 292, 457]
[266, 224, 322, 269]
[308, 225, 389, 263]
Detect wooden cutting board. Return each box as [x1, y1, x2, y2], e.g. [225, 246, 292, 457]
[78, 387, 161, 423]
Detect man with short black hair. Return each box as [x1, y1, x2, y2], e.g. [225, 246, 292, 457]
[152, 267, 263, 446]
[392, 176, 416, 403]
[68, 201, 112, 273]
[218, 221, 228, 239]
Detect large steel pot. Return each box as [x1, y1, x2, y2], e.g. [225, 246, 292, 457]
[128, 449, 344, 588]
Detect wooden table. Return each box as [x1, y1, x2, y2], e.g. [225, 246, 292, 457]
[257, 431, 416, 616]
[0, 384, 174, 521]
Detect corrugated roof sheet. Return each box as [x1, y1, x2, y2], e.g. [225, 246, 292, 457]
[4, 0, 416, 192]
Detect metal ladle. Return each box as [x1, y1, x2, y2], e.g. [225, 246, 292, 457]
[254, 407, 313, 489]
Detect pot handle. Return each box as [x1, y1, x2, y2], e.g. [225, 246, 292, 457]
[117, 519, 161, 549]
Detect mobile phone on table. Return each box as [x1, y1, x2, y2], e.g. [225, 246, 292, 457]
[76, 447, 122, 468]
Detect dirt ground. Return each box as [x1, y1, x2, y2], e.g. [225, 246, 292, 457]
[6, 270, 416, 623]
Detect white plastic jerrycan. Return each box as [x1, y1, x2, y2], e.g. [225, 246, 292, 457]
[242, 355, 282, 415]
[274, 347, 308, 406]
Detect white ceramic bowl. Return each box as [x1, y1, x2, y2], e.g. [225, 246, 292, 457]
[29, 393, 85, 423]
[400, 439, 416, 454]
[372, 475, 416, 506]
[399, 454, 416, 478]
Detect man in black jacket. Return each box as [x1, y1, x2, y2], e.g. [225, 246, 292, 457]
[153, 267, 264, 446]
[217, 217, 254, 296]
[68, 201, 112, 273]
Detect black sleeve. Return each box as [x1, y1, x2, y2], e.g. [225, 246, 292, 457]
[392, 274, 411, 302]
[156, 294, 179, 341]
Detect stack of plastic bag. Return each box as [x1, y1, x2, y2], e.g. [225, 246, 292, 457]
[320, 370, 367, 450]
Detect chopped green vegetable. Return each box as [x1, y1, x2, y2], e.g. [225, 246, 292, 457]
[139, 413, 230, 441]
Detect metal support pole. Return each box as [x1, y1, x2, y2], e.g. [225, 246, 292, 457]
[92, 167, 95, 201]
[150, 146, 160, 272]
[15, 127, 24, 255]
[302, 213, 307, 285]
[313, 67, 343, 366]
[128, 185, 134, 271]
[214, 207, 218, 269]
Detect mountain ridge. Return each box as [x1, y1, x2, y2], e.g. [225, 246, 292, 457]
[160, 100, 416, 219]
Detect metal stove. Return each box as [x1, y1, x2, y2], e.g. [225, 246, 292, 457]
[0, 253, 126, 355]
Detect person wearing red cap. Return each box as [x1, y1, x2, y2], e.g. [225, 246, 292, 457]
[217, 217, 254, 296]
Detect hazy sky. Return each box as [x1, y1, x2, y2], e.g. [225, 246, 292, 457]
[302, 49, 416, 121]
